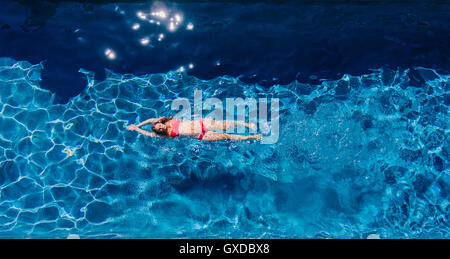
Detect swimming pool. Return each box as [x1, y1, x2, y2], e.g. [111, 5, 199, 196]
[0, 0, 448, 238]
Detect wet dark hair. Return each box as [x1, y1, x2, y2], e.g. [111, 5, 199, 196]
[151, 117, 172, 136]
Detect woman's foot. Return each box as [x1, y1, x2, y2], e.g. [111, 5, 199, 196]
[246, 123, 257, 131]
[246, 134, 262, 140]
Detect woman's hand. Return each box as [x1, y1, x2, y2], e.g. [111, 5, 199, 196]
[126, 124, 137, 131]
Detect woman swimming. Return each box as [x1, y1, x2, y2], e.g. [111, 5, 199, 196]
[126, 117, 262, 141]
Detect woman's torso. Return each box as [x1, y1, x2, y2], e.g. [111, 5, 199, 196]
[167, 119, 205, 137]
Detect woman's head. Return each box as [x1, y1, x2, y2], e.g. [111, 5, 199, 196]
[151, 117, 172, 136]
[152, 122, 168, 136]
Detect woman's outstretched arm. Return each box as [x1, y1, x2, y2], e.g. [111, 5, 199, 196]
[136, 118, 161, 128]
[126, 124, 160, 137]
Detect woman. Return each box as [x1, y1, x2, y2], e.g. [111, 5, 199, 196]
[126, 117, 262, 141]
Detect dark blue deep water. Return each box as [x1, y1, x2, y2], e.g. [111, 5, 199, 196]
[0, 0, 448, 238]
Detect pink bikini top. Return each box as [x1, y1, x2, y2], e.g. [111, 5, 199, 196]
[170, 119, 180, 137]
[170, 119, 207, 139]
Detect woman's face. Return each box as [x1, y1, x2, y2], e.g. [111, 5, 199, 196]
[153, 122, 167, 133]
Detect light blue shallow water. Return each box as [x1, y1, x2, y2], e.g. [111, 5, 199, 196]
[0, 57, 448, 238]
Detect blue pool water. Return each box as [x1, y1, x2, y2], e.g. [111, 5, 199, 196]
[0, 1, 449, 238]
[0, 57, 448, 238]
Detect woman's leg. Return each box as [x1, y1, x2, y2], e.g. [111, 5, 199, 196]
[202, 118, 256, 131]
[201, 132, 262, 141]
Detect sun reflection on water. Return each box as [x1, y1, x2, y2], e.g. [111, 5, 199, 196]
[132, 3, 192, 34]
[104, 48, 116, 60]
[132, 23, 140, 30]
[105, 3, 198, 70]
[139, 37, 150, 46]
